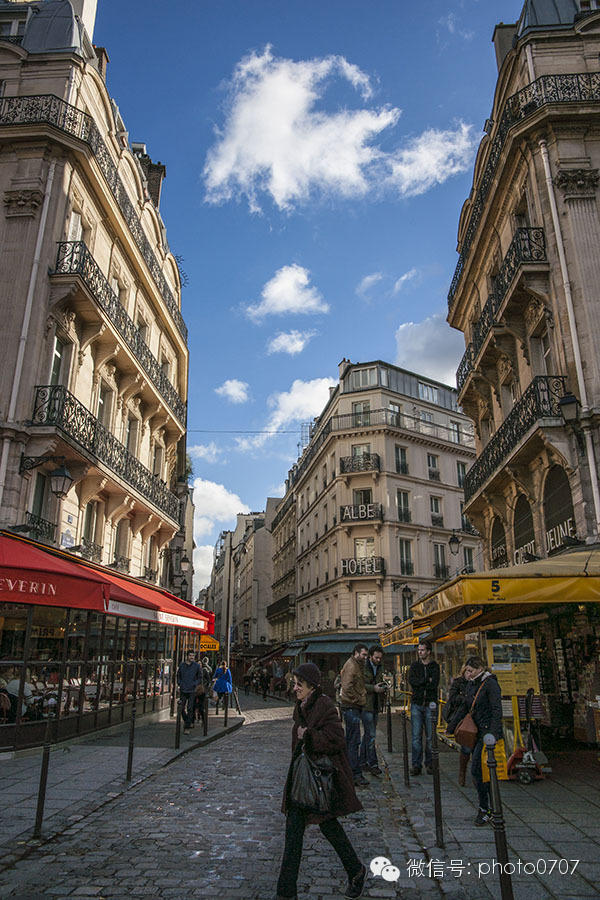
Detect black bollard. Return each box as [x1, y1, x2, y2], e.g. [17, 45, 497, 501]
[223, 692, 229, 727]
[401, 709, 410, 787]
[484, 734, 514, 900]
[33, 717, 53, 838]
[203, 693, 209, 736]
[175, 699, 182, 749]
[126, 701, 137, 781]
[386, 694, 393, 753]
[429, 701, 444, 848]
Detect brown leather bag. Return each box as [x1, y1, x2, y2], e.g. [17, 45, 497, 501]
[454, 682, 485, 749]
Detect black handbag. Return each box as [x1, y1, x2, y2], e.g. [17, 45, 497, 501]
[289, 748, 335, 814]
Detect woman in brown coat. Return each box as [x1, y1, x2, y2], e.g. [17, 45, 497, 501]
[275, 662, 367, 900]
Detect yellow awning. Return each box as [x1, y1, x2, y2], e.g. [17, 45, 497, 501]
[199, 636, 220, 650]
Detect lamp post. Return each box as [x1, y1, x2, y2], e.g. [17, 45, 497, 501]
[449, 530, 461, 556]
[19, 454, 74, 499]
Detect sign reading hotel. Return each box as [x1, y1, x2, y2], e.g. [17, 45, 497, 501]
[341, 557, 384, 576]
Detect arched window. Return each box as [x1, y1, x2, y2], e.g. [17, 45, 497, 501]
[490, 517, 507, 567]
[544, 466, 576, 554]
[513, 494, 536, 564]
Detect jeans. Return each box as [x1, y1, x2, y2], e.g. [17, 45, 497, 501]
[180, 691, 195, 727]
[411, 702, 434, 769]
[276, 804, 361, 898]
[342, 707, 363, 777]
[359, 710, 378, 770]
[471, 737, 489, 810]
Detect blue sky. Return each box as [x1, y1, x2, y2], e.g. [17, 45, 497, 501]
[94, 0, 525, 591]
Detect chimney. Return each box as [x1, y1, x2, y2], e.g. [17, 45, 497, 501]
[338, 357, 352, 380]
[492, 22, 517, 72]
[71, 0, 98, 43]
[131, 143, 166, 210]
[93, 45, 109, 82]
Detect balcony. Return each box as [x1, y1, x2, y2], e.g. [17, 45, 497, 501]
[266, 594, 296, 620]
[80, 537, 102, 563]
[431, 513, 444, 528]
[456, 228, 547, 393]
[339, 503, 383, 523]
[25, 512, 55, 542]
[144, 567, 157, 582]
[448, 71, 600, 311]
[113, 554, 130, 574]
[464, 375, 567, 503]
[339, 453, 380, 474]
[30, 385, 180, 523]
[340, 557, 385, 576]
[461, 519, 479, 536]
[398, 508, 411, 523]
[434, 563, 450, 580]
[0, 94, 187, 341]
[53, 242, 186, 426]
[428, 468, 441, 481]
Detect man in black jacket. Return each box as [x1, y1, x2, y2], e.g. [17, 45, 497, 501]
[359, 645, 387, 776]
[408, 639, 440, 775]
[177, 651, 202, 734]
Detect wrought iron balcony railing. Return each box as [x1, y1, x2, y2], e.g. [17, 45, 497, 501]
[144, 567, 157, 582]
[54, 242, 186, 425]
[461, 519, 479, 536]
[339, 503, 383, 523]
[464, 375, 567, 503]
[434, 563, 450, 580]
[340, 557, 385, 576]
[113, 554, 130, 574]
[396, 461, 409, 475]
[25, 512, 55, 542]
[339, 453, 380, 474]
[431, 513, 444, 528]
[428, 468, 441, 481]
[30, 385, 180, 522]
[0, 35, 23, 45]
[456, 228, 547, 392]
[80, 537, 102, 563]
[0, 94, 187, 341]
[449, 72, 600, 311]
[398, 508, 411, 523]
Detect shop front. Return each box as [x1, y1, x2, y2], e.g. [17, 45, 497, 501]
[0, 532, 213, 751]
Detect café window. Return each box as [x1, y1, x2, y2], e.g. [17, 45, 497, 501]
[0, 604, 28, 659]
[490, 516, 508, 567]
[356, 591, 377, 626]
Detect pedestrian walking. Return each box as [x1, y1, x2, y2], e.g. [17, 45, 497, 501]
[339, 644, 369, 786]
[260, 666, 270, 700]
[202, 656, 213, 679]
[443, 663, 471, 786]
[212, 660, 232, 713]
[359, 645, 387, 777]
[177, 650, 202, 734]
[275, 662, 367, 900]
[243, 665, 254, 696]
[463, 655, 503, 826]
[408, 639, 440, 775]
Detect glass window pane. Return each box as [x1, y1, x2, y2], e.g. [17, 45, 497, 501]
[67, 610, 88, 660]
[0, 604, 29, 659]
[29, 606, 66, 662]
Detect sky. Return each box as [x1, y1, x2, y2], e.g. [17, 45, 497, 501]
[93, 0, 526, 592]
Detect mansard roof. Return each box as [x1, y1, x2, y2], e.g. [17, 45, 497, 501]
[517, 0, 579, 36]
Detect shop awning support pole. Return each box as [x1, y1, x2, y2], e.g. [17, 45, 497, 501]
[33, 717, 54, 839]
[386, 695, 393, 753]
[126, 701, 137, 782]
[429, 702, 445, 849]
[401, 709, 410, 787]
[485, 734, 514, 900]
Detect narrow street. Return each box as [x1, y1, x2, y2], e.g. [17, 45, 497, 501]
[0, 697, 442, 900]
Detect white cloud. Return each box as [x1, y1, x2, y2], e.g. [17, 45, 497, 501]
[395, 313, 464, 387]
[192, 477, 250, 539]
[193, 545, 214, 592]
[246, 264, 328, 321]
[356, 272, 383, 298]
[188, 442, 221, 463]
[236, 376, 336, 451]
[393, 268, 418, 293]
[438, 13, 474, 41]
[204, 46, 476, 211]
[386, 123, 475, 197]
[267, 329, 316, 355]
[215, 379, 250, 404]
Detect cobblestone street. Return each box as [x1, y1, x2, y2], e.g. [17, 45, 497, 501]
[0, 697, 443, 900]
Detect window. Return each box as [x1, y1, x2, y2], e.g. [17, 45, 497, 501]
[434, 543, 447, 579]
[457, 461, 466, 488]
[114, 520, 130, 565]
[136, 315, 149, 343]
[418, 382, 438, 404]
[397, 490, 410, 523]
[448, 421, 461, 443]
[153, 443, 164, 479]
[580, 0, 599, 10]
[395, 445, 408, 474]
[350, 367, 377, 390]
[388, 402, 401, 426]
[463, 546, 474, 573]
[97, 382, 112, 428]
[351, 443, 370, 458]
[427, 453, 440, 480]
[83, 501, 98, 543]
[160, 356, 171, 380]
[31, 473, 48, 519]
[50, 336, 67, 386]
[353, 488, 372, 506]
[399, 539, 413, 576]
[419, 409, 434, 435]
[67, 210, 82, 242]
[0, 18, 25, 38]
[352, 400, 370, 426]
[356, 591, 377, 626]
[125, 417, 139, 455]
[430, 496, 443, 527]
[354, 537, 375, 559]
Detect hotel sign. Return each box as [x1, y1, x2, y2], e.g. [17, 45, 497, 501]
[340, 557, 385, 576]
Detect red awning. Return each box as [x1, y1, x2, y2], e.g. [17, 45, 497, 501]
[0, 532, 210, 631]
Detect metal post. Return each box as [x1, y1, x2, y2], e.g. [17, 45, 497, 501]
[223, 692, 229, 727]
[484, 734, 514, 900]
[34, 717, 53, 838]
[126, 701, 136, 781]
[386, 694, 393, 753]
[203, 693, 209, 736]
[401, 709, 410, 787]
[175, 699, 182, 750]
[233, 687, 241, 714]
[429, 701, 444, 848]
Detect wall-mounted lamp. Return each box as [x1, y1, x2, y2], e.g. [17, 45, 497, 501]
[559, 392, 585, 454]
[448, 530, 461, 556]
[19, 454, 74, 498]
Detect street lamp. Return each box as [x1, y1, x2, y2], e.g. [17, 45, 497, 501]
[449, 530, 461, 556]
[19, 454, 74, 498]
[558, 392, 580, 423]
[180, 552, 190, 573]
[402, 584, 413, 608]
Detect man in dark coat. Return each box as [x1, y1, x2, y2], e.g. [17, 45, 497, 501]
[177, 650, 202, 734]
[359, 644, 387, 776]
[408, 639, 440, 775]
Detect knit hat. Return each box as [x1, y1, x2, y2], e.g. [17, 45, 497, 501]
[292, 662, 321, 688]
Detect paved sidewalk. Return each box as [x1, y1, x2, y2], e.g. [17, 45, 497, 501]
[377, 710, 600, 900]
[0, 703, 243, 868]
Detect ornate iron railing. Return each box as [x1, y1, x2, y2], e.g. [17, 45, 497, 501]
[339, 453, 380, 474]
[80, 537, 102, 563]
[456, 228, 547, 392]
[428, 468, 441, 481]
[144, 567, 157, 582]
[434, 563, 450, 580]
[398, 508, 411, 523]
[25, 512, 55, 542]
[461, 519, 479, 536]
[400, 560, 414, 576]
[30, 385, 180, 522]
[0, 94, 187, 340]
[113, 555, 130, 573]
[340, 557, 385, 576]
[0, 35, 23, 45]
[464, 375, 567, 503]
[449, 72, 600, 310]
[431, 513, 444, 528]
[54, 242, 186, 425]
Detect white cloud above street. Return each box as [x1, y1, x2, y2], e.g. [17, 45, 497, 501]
[193, 544, 215, 592]
[356, 272, 383, 298]
[204, 46, 477, 211]
[267, 329, 316, 355]
[393, 268, 418, 293]
[246, 264, 328, 321]
[215, 379, 250, 403]
[395, 313, 464, 387]
[192, 477, 250, 539]
[188, 441, 221, 463]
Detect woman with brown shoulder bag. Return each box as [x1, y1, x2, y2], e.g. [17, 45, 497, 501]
[462, 655, 503, 826]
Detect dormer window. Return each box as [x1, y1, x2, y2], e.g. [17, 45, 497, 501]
[580, 1, 599, 11]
